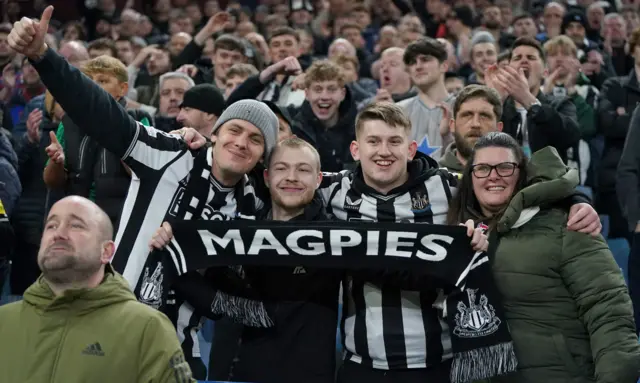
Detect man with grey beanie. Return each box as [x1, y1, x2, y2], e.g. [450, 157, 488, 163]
[19, 24, 278, 379]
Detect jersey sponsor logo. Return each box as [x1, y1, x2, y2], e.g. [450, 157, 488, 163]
[139, 262, 164, 309]
[453, 288, 501, 338]
[201, 206, 234, 221]
[344, 196, 362, 211]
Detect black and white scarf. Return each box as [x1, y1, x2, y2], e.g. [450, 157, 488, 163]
[141, 220, 517, 382]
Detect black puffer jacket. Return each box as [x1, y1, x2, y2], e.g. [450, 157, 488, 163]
[292, 87, 358, 172]
[597, 71, 640, 194]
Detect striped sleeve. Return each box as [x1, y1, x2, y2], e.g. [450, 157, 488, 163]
[122, 122, 189, 177]
[318, 170, 350, 205]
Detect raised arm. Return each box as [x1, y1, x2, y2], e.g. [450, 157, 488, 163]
[8, 7, 188, 177]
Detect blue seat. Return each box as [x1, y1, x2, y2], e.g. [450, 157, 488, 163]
[608, 238, 630, 283]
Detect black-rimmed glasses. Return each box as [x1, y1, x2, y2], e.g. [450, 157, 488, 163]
[471, 162, 520, 178]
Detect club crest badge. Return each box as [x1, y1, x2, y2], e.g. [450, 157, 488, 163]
[139, 262, 164, 309]
[454, 289, 501, 338]
[411, 193, 430, 212]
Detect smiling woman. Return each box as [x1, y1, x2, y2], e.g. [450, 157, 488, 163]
[446, 132, 640, 383]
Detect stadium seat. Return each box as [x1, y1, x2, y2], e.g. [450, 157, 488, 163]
[608, 238, 630, 283]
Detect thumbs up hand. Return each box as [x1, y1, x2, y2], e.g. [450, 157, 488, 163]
[8, 5, 53, 60]
[45, 131, 65, 165]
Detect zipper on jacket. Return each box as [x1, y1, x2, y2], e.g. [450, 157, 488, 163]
[78, 136, 89, 171]
[49, 314, 71, 383]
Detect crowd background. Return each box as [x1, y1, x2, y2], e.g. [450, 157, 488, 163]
[0, 0, 639, 381]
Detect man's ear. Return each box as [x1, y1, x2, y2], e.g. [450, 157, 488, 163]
[316, 171, 323, 189]
[263, 168, 270, 188]
[449, 116, 456, 134]
[101, 241, 116, 263]
[408, 140, 418, 160]
[496, 121, 504, 132]
[350, 140, 360, 161]
[120, 82, 129, 99]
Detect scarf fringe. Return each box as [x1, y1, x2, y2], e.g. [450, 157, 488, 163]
[450, 341, 518, 383]
[211, 290, 275, 328]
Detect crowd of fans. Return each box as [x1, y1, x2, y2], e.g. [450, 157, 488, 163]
[2, 0, 640, 381]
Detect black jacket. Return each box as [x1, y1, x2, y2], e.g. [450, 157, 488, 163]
[233, 196, 342, 383]
[501, 92, 580, 164]
[292, 88, 358, 172]
[617, 104, 640, 232]
[62, 97, 153, 228]
[11, 121, 59, 246]
[597, 71, 640, 193]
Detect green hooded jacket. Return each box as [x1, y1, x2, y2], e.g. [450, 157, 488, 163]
[439, 143, 465, 173]
[488, 147, 640, 383]
[0, 265, 195, 383]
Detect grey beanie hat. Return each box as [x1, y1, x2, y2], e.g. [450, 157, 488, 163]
[212, 99, 279, 160]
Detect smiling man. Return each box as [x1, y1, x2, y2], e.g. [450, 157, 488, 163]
[226, 137, 342, 383]
[7, 7, 280, 379]
[293, 59, 358, 172]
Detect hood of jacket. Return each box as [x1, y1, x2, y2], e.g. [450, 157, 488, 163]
[23, 264, 136, 315]
[439, 143, 464, 172]
[297, 86, 358, 139]
[351, 151, 442, 196]
[497, 146, 579, 233]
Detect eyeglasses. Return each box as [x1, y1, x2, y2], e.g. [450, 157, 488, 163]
[471, 162, 520, 178]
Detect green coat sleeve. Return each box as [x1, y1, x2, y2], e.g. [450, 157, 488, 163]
[137, 314, 196, 383]
[561, 230, 640, 383]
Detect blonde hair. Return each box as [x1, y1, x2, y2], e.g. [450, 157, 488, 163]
[268, 136, 322, 171]
[304, 60, 346, 88]
[81, 55, 128, 83]
[331, 54, 360, 72]
[543, 35, 578, 57]
[355, 102, 411, 138]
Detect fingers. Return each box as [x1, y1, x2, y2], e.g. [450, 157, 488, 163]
[149, 222, 174, 250]
[39, 5, 53, 31]
[49, 130, 59, 144]
[461, 219, 474, 237]
[567, 204, 588, 227]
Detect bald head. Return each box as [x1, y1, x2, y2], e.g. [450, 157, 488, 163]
[59, 40, 90, 67]
[50, 196, 113, 242]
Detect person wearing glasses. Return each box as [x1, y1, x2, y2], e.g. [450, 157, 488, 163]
[446, 131, 640, 383]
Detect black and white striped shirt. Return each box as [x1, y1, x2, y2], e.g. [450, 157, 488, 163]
[318, 154, 459, 369]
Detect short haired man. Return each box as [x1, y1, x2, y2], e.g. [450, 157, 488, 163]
[10, 9, 279, 378]
[0, 196, 195, 382]
[294, 60, 358, 172]
[224, 62, 258, 99]
[467, 31, 498, 85]
[259, 27, 306, 107]
[156, 71, 195, 131]
[43, 55, 153, 228]
[561, 10, 599, 56]
[484, 37, 580, 162]
[444, 72, 465, 95]
[176, 83, 225, 137]
[602, 13, 632, 76]
[542, 35, 598, 184]
[115, 37, 135, 65]
[168, 32, 193, 59]
[228, 137, 342, 383]
[331, 54, 378, 104]
[87, 37, 117, 58]
[210, 34, 248, 91]
[538, 1, 565, 42]
[512, 14, 538, 39]
[398, 37, 454, 160]
[360, 47, 415, 109]
[440, 85, 504, 172]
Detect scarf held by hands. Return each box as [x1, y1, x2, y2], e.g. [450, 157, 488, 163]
[142, 220, 516, 382]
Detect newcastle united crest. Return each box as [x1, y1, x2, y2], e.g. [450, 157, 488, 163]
[454, 289, 501, 338]
[411, 193, 430, 212]
[139, 262, 164, 309]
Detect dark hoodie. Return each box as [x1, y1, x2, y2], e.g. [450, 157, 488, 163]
[233, 196, 342, 383]
[292, 87, 358, 172]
